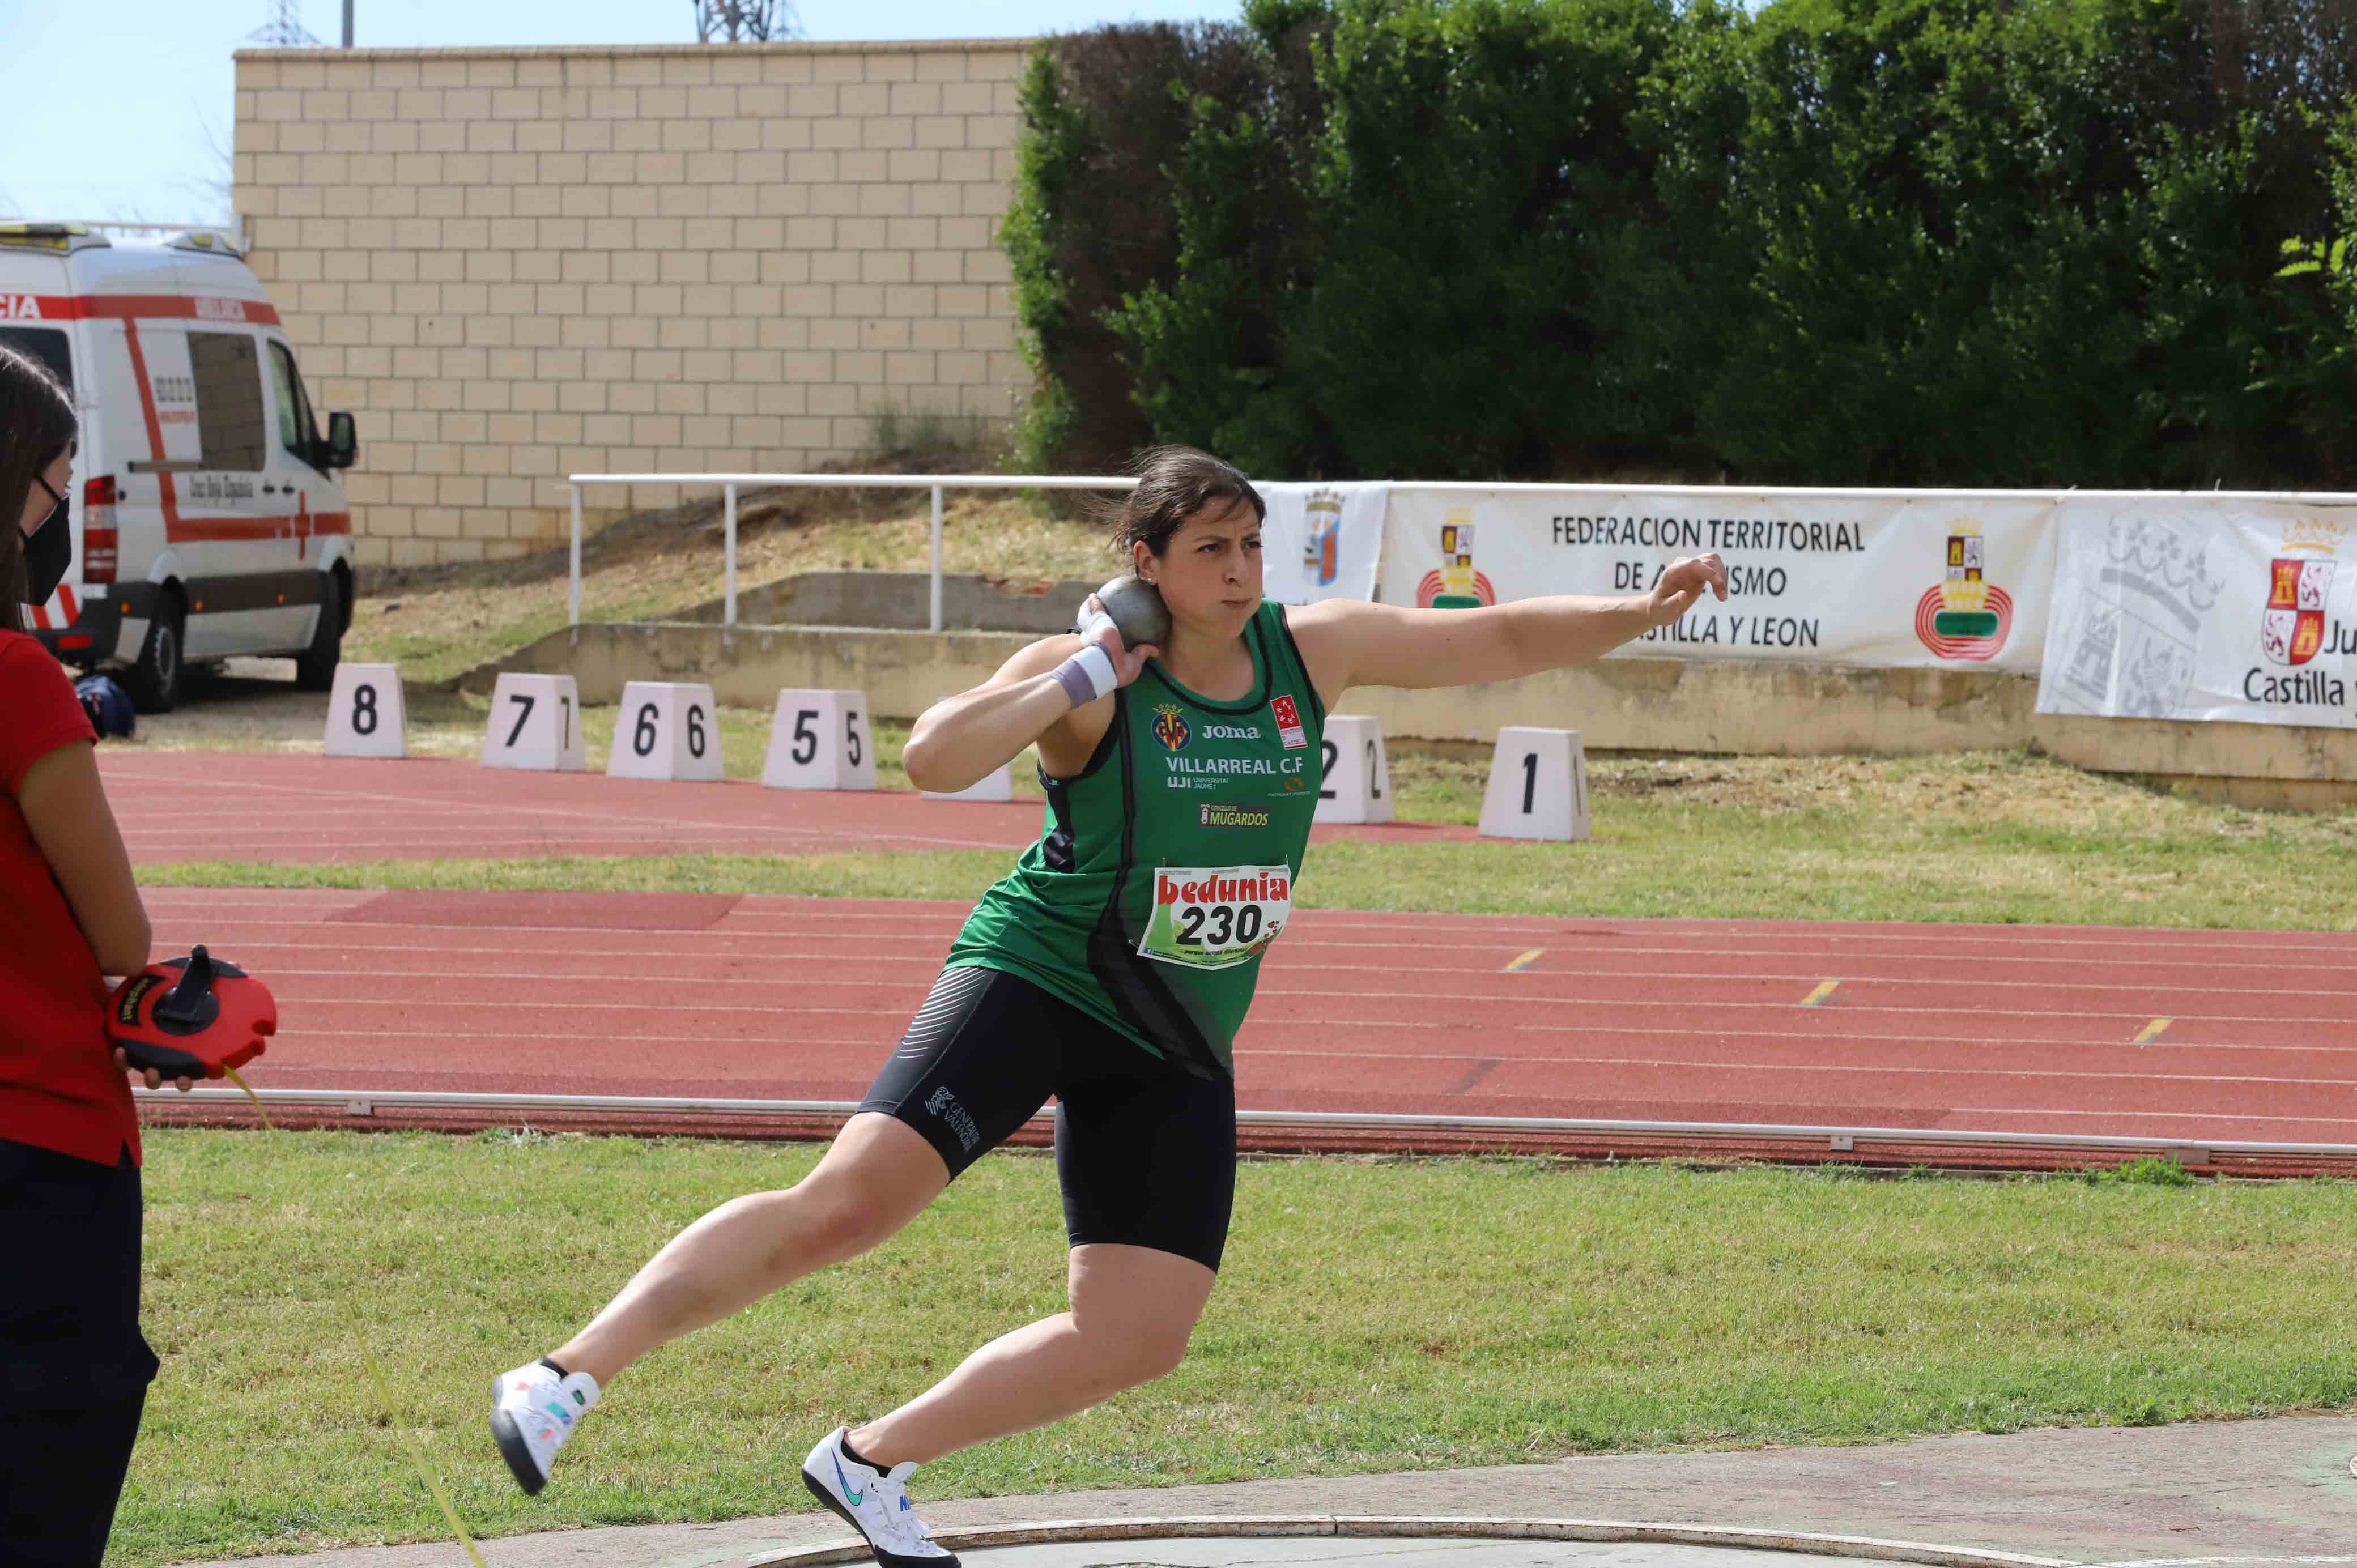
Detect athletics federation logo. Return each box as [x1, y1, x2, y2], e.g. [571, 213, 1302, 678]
[1415, 512, 1496, 609]
[1913, 521, 2014, 661]
[1151, 702, 1191, 752]
[1269, 694, 1306, 749]
[2262, 518, 2343, 668]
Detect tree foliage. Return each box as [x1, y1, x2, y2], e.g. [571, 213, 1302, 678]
[1003, 0, 2357, 486]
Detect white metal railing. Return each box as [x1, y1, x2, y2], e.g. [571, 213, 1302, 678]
[565, 472, 1141, 633]
[563, 472, 2357, 639]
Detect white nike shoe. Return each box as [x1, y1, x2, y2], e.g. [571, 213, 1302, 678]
[489, 1358, 601, 1495]
[801, 1425, 960, 1568]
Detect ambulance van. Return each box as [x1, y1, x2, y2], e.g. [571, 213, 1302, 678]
[0, 222, 359, 711]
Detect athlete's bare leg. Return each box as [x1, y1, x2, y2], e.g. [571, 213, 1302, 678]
[846, 1241, 1216, 1466]
[549, 1112, 950, 1387]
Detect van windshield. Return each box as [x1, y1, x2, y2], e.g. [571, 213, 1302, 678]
[0, 326, 73, 393]
[266, 339, 320, 462]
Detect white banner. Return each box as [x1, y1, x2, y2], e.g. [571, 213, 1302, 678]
[1376, 487, 2057, 670]
[1257, 482, 1387, 607]
[2037, 502, 2357, 727]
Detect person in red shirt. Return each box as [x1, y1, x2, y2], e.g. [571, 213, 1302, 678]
[0, 343, 190, 1566]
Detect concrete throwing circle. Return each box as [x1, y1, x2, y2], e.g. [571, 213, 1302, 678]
[742, 1517, 2074, 1568]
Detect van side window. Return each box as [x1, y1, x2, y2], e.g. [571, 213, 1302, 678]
[0, 326, 72, 393]
[188, 330, 265, 471]
[266, 339, 321, 464]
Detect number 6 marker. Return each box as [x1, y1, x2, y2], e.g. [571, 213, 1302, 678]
[607, 681, 725, 782]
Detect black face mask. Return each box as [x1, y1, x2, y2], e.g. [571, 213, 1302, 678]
[22, 476, 67, 604]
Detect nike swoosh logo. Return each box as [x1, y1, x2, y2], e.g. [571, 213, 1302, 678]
[834, 1452, 863, 1506]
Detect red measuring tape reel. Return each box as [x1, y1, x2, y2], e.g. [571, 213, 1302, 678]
[108, 946, 278, 1080]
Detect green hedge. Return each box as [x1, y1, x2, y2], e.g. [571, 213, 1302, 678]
[1003, 0, 2357, 487]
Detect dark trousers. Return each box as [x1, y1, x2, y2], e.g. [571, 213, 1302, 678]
[0, 1139, 159, 1566]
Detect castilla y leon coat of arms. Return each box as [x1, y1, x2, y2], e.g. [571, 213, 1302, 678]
[2261, 552, 2335, 668]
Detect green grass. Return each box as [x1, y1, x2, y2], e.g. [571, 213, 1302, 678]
[116, 1130, 2357, 1565]
[142, 740, 2357, 928]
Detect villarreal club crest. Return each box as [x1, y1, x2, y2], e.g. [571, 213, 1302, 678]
[1152, 702, 1191, 752]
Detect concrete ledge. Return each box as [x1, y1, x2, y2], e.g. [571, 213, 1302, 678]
[674, 571, 1101, 635]
[744, 1516, 2075, 1568]
[466, 621, 2357, 804]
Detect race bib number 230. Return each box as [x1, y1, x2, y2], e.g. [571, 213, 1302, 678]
[1138, 864, 1292, 970]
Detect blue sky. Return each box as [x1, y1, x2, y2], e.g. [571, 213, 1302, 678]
[0, 0, 1240, 227]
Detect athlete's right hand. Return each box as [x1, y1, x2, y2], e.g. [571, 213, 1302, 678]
[1079, 593, 1159, 688]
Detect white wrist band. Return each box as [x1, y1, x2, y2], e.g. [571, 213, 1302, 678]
[1052, 642, 1118, 708]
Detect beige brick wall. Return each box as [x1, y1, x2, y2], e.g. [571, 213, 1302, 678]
[231, 42, 1029, 566]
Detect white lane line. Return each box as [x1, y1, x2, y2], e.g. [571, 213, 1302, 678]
[138, 919, 2357, 1003]
[241, 1007, 2357, 1090]
[138, 937, 2357, 1033]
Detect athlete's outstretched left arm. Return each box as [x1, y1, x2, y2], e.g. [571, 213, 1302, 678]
[1290, 553, 1728, 695]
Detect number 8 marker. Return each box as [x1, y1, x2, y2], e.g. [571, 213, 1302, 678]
[326, 662, 407, 759]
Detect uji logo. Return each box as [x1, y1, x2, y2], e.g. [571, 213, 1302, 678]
[1913, 520, 2014, 661]
[1151, 702, 1191, 752]
[2262, 516, 2344, 668]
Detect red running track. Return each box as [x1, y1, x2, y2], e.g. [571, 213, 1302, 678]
[99, 752, 1476, 864]
[134, 884, 2357, 1170]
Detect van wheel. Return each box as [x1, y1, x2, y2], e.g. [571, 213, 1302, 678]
[295, 570, 346, 692]
[125, 593, 186, 714]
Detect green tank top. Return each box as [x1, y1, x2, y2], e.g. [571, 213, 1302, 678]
[944, 600, 1327, 1077]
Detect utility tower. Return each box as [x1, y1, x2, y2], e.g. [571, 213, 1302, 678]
[694, 0, 798, 41]
[248, 0, 321, 46]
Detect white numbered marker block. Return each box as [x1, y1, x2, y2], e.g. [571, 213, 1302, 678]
[761, 688, 879, 791]
[480, 673, 585, 773]
[1313, 713, 1393, 825]
[922, 763, 1014, 803]
[324, 662, 405, 759]
[608, 681, 726, 782]
[1478, 726, 1590, 842]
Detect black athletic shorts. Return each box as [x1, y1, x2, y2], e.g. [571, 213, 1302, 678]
[858, 965, 1237, 1272]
